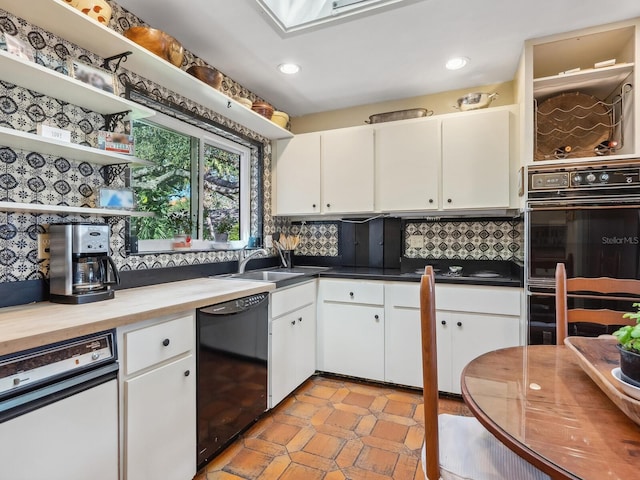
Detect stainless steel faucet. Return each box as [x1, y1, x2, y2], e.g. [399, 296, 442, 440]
[238, 248, 268, 273]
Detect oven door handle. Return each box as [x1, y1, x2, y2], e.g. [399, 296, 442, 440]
[527, 200, 640, 211]
[0, 362, 118, 423]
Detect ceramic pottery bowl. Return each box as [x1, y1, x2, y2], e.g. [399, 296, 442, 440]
[124, 26, 184, 67]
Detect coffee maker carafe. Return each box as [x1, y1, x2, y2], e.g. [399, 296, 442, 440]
[49, 223, 120, 304]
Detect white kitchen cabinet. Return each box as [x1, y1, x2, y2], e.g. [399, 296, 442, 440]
[118, 313, 196, 480]
[273, 126, 374, 216]
[441, 108, 511, 210]
[273, 133, 321, 215]
[374, 118, 440, 212]
[317, 279, 385, 381]
[321, 126, 375, 214]
[384, 282, 522, 393]
[270, 280, 317, 407]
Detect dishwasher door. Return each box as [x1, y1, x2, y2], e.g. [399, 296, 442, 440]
[196, 292, 269, 468]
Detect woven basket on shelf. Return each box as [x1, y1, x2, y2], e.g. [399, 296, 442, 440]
[535, 92, 613, 161]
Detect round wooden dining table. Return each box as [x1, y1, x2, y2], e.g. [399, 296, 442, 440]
[461, 343, 640, 480]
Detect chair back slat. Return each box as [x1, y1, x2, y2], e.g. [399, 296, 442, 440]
[555, 263, 640, 345]
[420, 265, 440, 480]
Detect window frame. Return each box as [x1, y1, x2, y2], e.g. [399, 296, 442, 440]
[132, 110, 251, 252]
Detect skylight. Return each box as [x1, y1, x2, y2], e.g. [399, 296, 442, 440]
[256, 0, 411, 34]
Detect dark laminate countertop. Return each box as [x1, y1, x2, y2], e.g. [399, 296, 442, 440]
[316, 259, 523, 288]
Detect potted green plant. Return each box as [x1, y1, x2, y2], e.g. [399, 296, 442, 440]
[613, 303, 640, 386]
[214, 217, 234, 242]
[167, 209, 192, 249]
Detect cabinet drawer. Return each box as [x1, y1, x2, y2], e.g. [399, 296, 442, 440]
[320, 279, 384, 305]
[271, 280, 316, 318]
[124, 314, 194, 375]
[385, 283, 420, 308]
[436, 285, 521, 316]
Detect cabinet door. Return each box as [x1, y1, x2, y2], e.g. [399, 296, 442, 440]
[436, 312, 454, 393]
[270, 303, 316, 407]
[321, 127, 374, 214]
[274, 132, 321, 215]
[320, 303, 384, 381]
[295, 303, 317, 387]
[385, 304, 422, 387]
[375, 118, 440, 211]
[124, 354, 196, 480]
[270, 312, 298, 407]
[441, 109, 510, 209]
[447, 313, 520, 395]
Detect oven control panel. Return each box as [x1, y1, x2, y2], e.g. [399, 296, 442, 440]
[530, 166, 640, 191]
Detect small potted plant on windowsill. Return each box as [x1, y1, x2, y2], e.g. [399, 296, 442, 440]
[613, 303, 640, 386]
[168, 209, 192, 250]
[214, 217, 234, 243]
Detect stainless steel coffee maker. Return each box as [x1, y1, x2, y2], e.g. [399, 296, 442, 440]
[49, 223, 120, 304]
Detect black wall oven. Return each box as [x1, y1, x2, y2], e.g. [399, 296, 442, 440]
[526, 161, 640, 344]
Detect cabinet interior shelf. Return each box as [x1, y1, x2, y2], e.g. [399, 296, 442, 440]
[533, 63, 634, 100]
[0, 0, 294, 141]
[0, 49, 155, 119]
[0, 126, 152, 166]
[0, 201, 154, 217]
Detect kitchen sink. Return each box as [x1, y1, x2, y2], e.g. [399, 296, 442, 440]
[215, 266, 328, 287]
[228, 270, 305, 282]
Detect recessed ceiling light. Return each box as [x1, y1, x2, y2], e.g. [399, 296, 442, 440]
[278, 63, 301, 74]
[446, 57, 469, 70]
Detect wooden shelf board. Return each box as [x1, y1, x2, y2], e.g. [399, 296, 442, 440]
[534, 63, 634, 100]
[0, 201, 154, 217]
[0, 0, 293, 140]
[0, 49, 155, 119]
[0, 126, 153, 166]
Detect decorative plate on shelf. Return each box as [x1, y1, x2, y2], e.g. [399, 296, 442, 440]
[611, 368, 640, 401]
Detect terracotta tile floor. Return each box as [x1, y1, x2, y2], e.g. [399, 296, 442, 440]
[194, 375, 471, 480]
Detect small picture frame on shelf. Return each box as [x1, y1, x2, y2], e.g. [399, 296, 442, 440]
[98, 188, 135, 210]
[68, 58, 117, 94]
[3, 33, 36, 63]
[97, 130, 134, 155]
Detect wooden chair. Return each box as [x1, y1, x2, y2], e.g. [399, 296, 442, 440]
[420, 266, 549, 480]
[555, 263, 640, 345]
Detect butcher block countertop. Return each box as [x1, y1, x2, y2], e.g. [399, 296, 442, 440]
[0, 278, 274, 357]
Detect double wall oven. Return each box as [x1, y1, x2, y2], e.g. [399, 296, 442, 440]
[526, 161, 640, 344]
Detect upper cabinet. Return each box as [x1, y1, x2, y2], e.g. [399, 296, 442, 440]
[519, 18, 639, 165]
[441, 108, 511, 210]
[274, 106, 517, 217]
[374, 118, 440, 211]
[321, 126, 375, 214]
[273, 126, 375, 216]
[273, 133, 321, 216]
[0, 0, 292, 140]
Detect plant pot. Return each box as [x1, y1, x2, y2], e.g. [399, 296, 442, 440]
[214, 232, 228, 242]
[617, 345, 640, 387]
[172, 234, 191, 250]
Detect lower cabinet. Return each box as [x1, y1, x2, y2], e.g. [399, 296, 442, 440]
[318, 279, 385, 381]
[270, 280, 317, 407]
[385, 282, 523, 394]
[118, 313, 196, 480]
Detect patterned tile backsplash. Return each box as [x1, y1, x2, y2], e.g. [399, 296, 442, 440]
[404, 219, 523, 261]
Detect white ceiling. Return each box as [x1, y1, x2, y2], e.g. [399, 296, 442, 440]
[115, 0, 640, 118]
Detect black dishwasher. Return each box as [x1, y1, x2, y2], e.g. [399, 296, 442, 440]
[196, 292, 269, 468]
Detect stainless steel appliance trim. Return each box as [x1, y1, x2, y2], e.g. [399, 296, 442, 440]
[526, 197, 640, 210]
